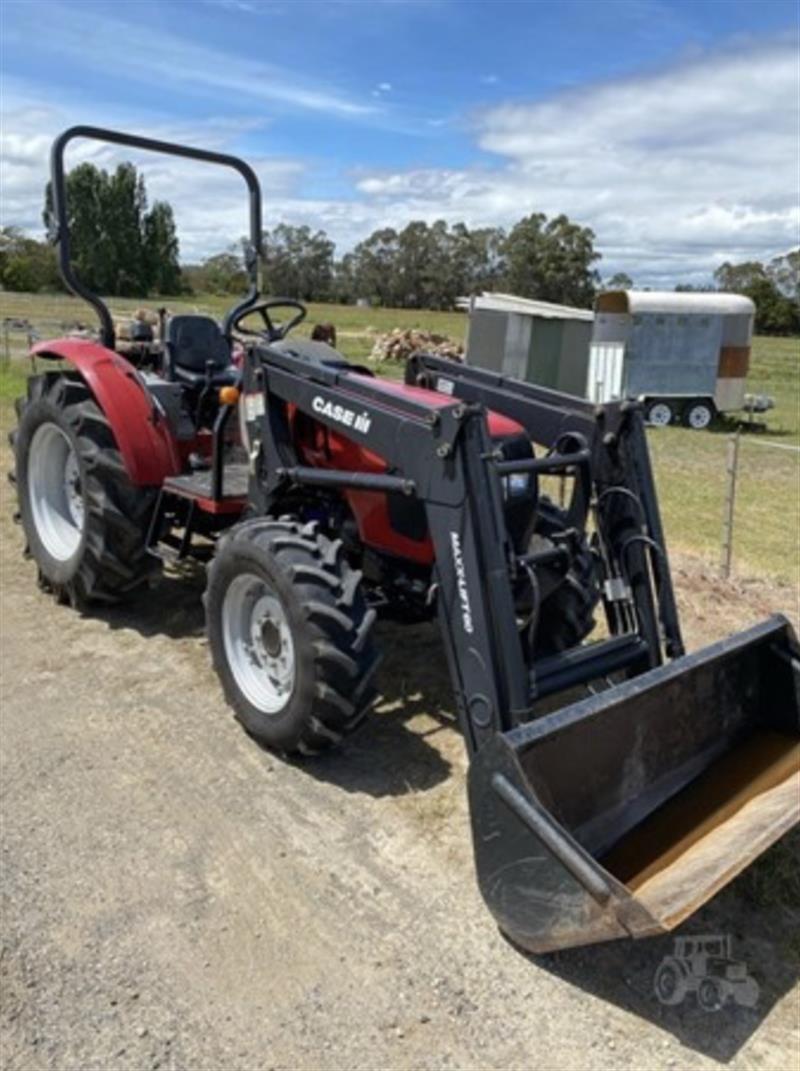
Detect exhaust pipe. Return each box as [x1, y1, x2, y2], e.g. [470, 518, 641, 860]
[468, 615, 800, 953]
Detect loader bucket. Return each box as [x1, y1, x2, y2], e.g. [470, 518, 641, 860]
[468, 615, 800, 954]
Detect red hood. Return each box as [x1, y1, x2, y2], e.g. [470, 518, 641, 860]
[361, 376, 525, 440]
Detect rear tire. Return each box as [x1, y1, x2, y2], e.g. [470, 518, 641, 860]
[14, 372, 159, 607]
[525, 498, 599, 655]
[205, 517, 380, 755]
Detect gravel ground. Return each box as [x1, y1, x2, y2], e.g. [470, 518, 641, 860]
[1, 425, 799, 1071]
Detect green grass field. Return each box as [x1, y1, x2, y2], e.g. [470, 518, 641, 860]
[0, 290, 466, 366]
[2, 290, 797, 582]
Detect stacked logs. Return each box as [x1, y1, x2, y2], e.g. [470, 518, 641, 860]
[370, 328, 464, 364]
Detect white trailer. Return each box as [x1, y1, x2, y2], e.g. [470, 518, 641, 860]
[590, 291, 765, 429]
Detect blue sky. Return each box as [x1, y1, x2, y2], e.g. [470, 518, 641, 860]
[2, 0, 798, 285]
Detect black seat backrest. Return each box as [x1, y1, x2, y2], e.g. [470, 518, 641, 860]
[165, 315, 230, 374]
[130, 319, 154, 343]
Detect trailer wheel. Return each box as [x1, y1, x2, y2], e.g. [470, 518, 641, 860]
[682, 399, 715, 430]
[206, 518, 380, 755]
[14, 372, 158, 607]
[645, 400, 674, 427]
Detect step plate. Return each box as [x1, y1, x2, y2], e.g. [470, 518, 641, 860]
[163, 464, 249, 514]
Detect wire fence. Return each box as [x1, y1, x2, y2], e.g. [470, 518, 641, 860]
[647, 429, 800, 587]
[1, 297, 220, 364]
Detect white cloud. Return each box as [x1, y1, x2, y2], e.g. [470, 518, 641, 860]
[354, 38, 800, 284]
[378, 83, 393, 93]
[0, 97, 307, 261]
[203, 0, 260, 12]
[2, 37, 798, 285]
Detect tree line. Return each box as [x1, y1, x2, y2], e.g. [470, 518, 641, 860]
[184, 212, 600, 310]
[1, 163, 180, 296]
[712, 255, 799, 334]
[0, 160, 797, 333]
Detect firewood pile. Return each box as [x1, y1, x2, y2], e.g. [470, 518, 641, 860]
[370, 328, 464, 364]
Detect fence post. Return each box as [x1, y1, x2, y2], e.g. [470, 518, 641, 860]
[720, 430, 741, 579]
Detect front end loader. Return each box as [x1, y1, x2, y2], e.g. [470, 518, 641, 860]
[11, 126, 800, 955]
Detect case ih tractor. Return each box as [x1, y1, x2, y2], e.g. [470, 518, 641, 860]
[12, 127, 800, 953]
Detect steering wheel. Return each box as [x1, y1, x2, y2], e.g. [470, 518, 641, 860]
[231, 298, 307, 343]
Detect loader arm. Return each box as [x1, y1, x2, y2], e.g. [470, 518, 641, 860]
[407, 352, 685, 663]
[244, 345, 529, 749]
[243, 343, 676, 751]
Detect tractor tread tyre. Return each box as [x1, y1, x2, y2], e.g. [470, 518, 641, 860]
[205, 517, 380, 756]
[531, 498, 599, 654]
[14, 371, 159, 607]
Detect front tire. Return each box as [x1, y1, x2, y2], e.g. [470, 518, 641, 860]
[14, 372, 159, 607]
[206, 518, 380, 754]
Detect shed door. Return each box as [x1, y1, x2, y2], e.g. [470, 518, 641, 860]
[529, 319, 562, 389]
[502, 313, 532, 380]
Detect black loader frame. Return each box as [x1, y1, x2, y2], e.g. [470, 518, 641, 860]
[242, 344, 679, 752]
[238, 339, 799, 953]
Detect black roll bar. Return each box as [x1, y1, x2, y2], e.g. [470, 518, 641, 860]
[50, 125, 264, 349]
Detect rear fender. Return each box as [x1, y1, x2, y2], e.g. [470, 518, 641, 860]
[31, 338, 181, 485]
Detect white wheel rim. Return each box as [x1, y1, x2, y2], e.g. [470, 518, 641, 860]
[648, 403, 672, 427]
[222, 573, 295, 714]
[688, 405, 711, 429]
[27, 422, 85, 561]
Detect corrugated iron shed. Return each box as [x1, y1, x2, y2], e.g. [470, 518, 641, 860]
[458, 292, 595, 321]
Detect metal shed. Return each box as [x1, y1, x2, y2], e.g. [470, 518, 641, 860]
[462, 293, 594, 396]
[591, 291, 757, 428]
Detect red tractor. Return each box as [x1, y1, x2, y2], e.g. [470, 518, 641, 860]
[12, 127, 800, 954]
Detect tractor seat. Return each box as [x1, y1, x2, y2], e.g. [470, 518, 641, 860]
[165, 315, 237, 386]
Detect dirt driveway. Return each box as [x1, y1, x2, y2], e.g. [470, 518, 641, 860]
[1, 428, 798, 1070]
